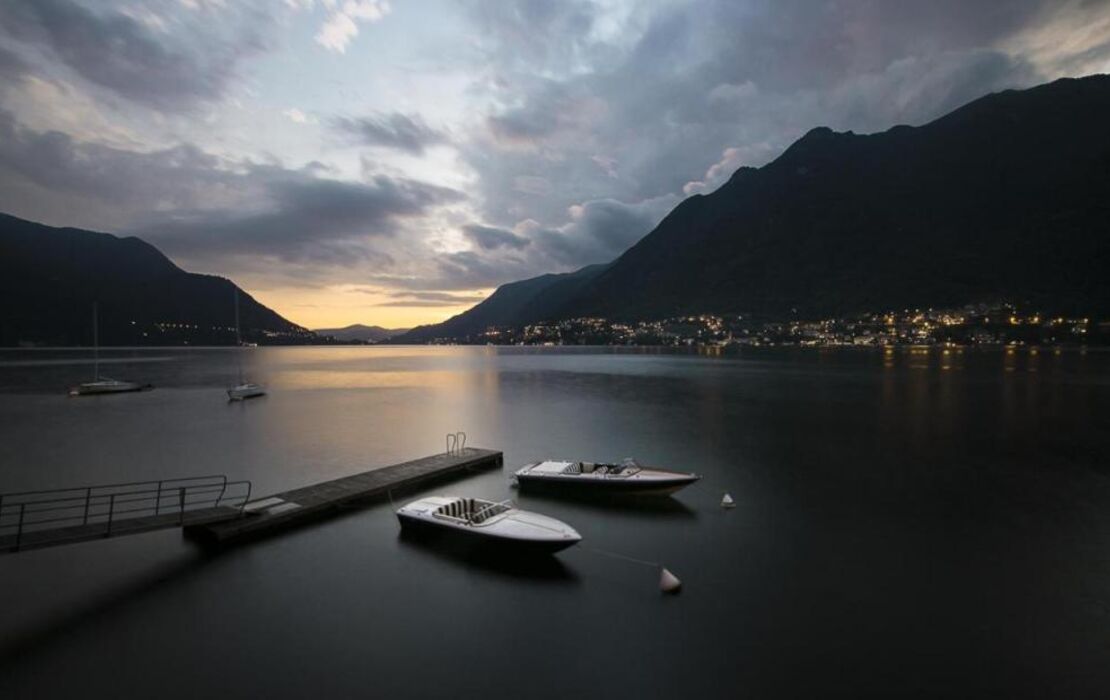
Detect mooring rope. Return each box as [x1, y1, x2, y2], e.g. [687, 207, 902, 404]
[584, 545, 660, 569]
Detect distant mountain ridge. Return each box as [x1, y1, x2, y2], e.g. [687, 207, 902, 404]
[396, 263, 608, 342]
[0, 213, 309, 346]
[314, 324, 410, 342]
[399, 75, 1110, 342]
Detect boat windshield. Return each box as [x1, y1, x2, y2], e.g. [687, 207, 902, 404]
[469, 501, 511, 524]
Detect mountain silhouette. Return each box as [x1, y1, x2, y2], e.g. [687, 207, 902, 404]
[401, 75, 1110, 341]
[0, 213, 308, 346]
[314, 324, 410, 342]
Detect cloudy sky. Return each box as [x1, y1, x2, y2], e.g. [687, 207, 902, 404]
[1, 0, 1109, 328]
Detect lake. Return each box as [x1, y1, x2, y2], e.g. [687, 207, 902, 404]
[1, 346, 1109, 698]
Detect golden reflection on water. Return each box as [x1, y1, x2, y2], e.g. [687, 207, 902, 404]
[872, 345, 1078, 452]
[266, 346, 497, 391]
[872, 344, 1063, 377]
[907, 346, 930, 370]
[275, 368, 468, 390]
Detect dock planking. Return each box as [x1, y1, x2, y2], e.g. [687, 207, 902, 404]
[186, 447, 503, 545]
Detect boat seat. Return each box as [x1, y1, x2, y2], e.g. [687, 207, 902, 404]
[436, 498, 505, 524]
[440, 499, 469, 519]
[580, 462, 595, 473]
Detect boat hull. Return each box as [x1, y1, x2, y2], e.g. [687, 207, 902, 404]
[515, 472, 700, 497]
[396, 512, 579, 554]
[69, 381, 151, 396]
[227, 384, 266, 401]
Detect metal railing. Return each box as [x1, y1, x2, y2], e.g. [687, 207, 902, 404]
[0, 475, 252, 551]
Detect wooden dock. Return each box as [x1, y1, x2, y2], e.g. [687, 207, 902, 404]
[186, 447, 503, 545]
[0, 506, 239, 554]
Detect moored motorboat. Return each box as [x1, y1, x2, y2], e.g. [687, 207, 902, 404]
[396, 496, 581, 554]
[513, 459, 700, 496]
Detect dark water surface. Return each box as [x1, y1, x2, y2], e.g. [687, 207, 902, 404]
[1, 346, 1109, 698]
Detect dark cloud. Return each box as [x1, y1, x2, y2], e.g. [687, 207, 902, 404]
[423, 195, 675, 290]
[462, 224, 530, 251]
[0, 44, 28, 82]
[486, 97, 562, 145]
[0, 109, 462, 273]
[462, 0, 601, 74]
[487, 112, 555, 146]
[561, 198, 661, 257]
[0, 110, 227, 212]
[375, 290, 487, 308]
[534, 195, 675, 266]
[142, 173, 462, 266]
[346, 289, 488, 306]
[822, 49, 1039, 132]
[387, 291, 487, 303]
[430, 250, 541, 290]
[331, 112, 446, 154]
[0, 0, 261, 109]
[458, 0, 1069, 235]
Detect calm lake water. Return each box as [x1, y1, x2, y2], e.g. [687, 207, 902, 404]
[1, 346, 1109, 698]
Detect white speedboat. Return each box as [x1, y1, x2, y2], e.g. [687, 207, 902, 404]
[514, 459, 700, 496]
[227, 382, 266, 401]
[396, 496, 581, 554]
[69, 378, 150, 396]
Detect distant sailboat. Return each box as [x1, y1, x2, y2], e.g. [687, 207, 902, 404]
[227, 289, 266, 401]
[69, 302, 150, 396]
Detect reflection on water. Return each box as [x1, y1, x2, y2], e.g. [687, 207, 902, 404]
[0, 550, 215, 660]
[1, 346, 1109, 698]
[516, 490, 699, 521]
[396, 529, 581, 584]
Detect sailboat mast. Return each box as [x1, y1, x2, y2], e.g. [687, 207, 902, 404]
[92, 302, 99, 381]
[234, 289, 243, 385]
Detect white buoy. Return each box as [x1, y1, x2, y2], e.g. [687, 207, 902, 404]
[721, 493, 736, 509]
[660, 567, 682, 594]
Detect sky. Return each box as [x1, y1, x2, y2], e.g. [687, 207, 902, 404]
[1, 0, 1109, 329]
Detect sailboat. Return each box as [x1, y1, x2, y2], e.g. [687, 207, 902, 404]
[227, 289, 266, 401]
[68, 302, 151, 396]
